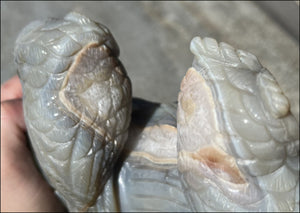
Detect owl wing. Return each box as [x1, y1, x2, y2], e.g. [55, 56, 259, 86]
[117, 99, 192, 212]
[15, 12, 131, 212]
[178, 36, 299, 211]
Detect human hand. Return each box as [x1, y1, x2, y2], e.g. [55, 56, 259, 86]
[1, 75, 67, 212]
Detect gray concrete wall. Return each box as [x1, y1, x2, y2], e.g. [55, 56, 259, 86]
[1, 1, 299, 119]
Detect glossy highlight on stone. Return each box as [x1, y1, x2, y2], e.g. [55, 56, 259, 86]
[14, 12, 299, 212]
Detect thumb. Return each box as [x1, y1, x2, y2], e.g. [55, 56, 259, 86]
[1, 99, 27, 150]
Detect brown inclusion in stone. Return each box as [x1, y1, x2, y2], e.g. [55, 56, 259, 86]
[59, 43, 124, 138]
[191, 146, 246, 184]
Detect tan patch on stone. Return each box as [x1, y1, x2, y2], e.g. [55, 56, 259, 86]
[143, 124, 177, 134]
[180, 96, 195, 121]
[191, 146, 246, 184]
[130, 124, 178, 165]
[58, 43, 115, 138]
[130, 152, 178, 165]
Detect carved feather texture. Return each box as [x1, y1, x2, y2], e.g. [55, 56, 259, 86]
[178, 36, 299, 211]
[118, 102, 191, 212]
[15, 12, 132, 212]
[14, 12, 299, 212]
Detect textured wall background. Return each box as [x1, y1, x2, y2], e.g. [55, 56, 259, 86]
[1, 1, 299, 119]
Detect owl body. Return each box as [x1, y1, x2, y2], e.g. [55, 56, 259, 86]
[15, 12, 132, 211]
[14, 12, 299, 212]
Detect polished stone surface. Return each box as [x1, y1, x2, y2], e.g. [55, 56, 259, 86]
[1, 1, 298, 120]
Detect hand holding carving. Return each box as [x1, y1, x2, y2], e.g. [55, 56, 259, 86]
[10, 12, 299, 212]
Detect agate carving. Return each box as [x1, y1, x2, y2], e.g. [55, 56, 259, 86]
[14, 12, 299, 212]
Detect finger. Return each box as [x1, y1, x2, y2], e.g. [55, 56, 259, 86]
[1, 99, 67, 212]
[1, 75, 23, 102]
[1, 99, 26, 149]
